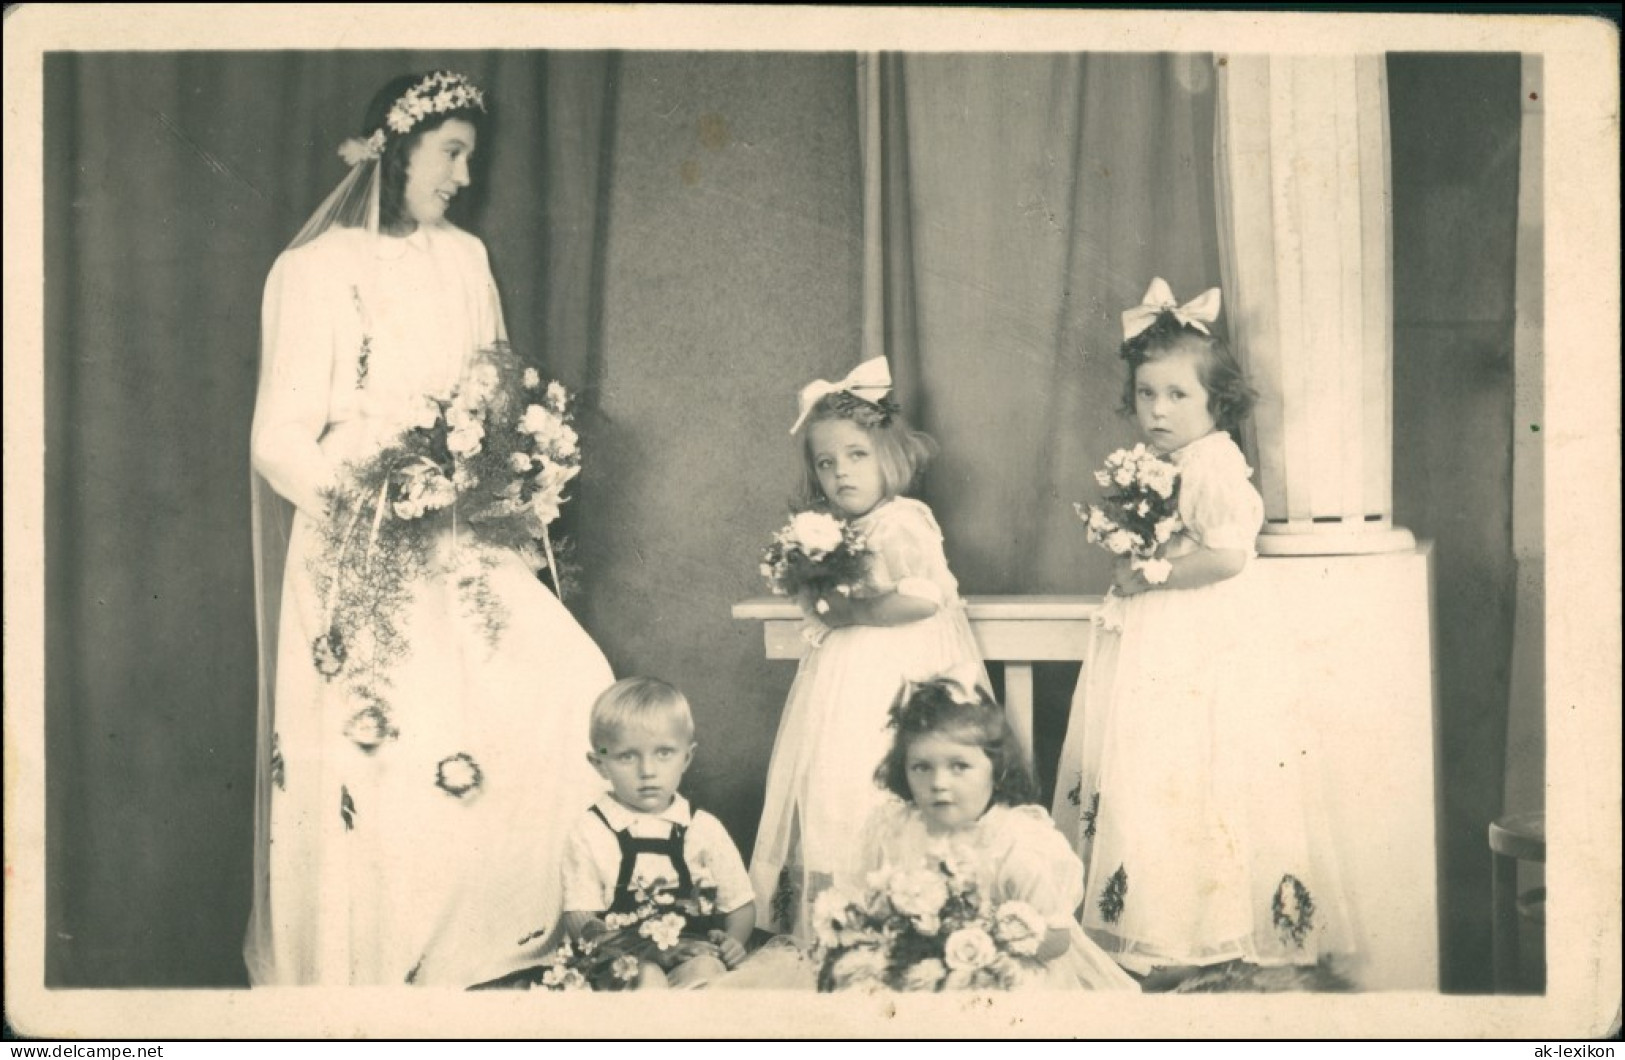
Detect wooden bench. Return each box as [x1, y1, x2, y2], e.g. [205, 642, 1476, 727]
[730, 594, 1104, 768]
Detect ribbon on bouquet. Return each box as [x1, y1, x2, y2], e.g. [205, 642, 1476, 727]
[1094, 588, 1128, 634]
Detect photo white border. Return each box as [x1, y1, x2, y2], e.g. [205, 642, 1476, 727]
[4, 3, 1619, 1040]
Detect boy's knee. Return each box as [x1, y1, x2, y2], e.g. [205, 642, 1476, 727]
[666, 953, 728, 989]
[635, 962, 671, 990]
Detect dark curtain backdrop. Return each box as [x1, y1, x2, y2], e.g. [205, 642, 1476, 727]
[45, 51, 1519, 992]
[874, 54, 1220, 799]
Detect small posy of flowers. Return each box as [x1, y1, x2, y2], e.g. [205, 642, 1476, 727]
[812, 857, 1047, 992]
[1076, 444, 1182, 627]
[760, 511, 872, 614]
[536, 876, 722, 992]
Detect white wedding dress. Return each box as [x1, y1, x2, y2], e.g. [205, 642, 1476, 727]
[246, 222, 614, 986]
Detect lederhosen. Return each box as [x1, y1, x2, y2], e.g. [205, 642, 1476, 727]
[467, 805, 722, 990]
[591, 804, 723, 936]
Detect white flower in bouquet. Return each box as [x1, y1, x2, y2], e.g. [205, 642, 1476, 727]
[1104, 529, 1137, 555]
[542, 965, 589, 991]
[462, 362, 501, 407]
[942, 926, 998, 972]
[886, 868, 951, 919]
[519, 404, 577, 456]
[552, 422, 581, 460]
[1141, 459, 1178, 499]
[545, 381, 569, 411]
[522, 367, 541, 389]
[508, 452, 533, 473]
[912, 913, 942, 936]
[533, 454, 581, 492]
[611, 955, 642, 984]
[812, 888, 860, 949]
[638, 912, 686, 951]
[901, 958, 949, 992]
[518, 402, 556, 437]
[1113, 465, 1136, 488]
[529, 484, 564, 527]
[789, 511, 845, 557]
[1093, 469, 1113, 488]
[830, 947, 889, 990]
[1138, 557, 1173, 585]
[1154, 516, 1180, 543]
[992, 900, 1048, 957]
[445, 403, 485, 458]
[394, 464, 455, 519]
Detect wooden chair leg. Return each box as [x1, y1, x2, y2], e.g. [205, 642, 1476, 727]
[1491, 850, 1520, 992]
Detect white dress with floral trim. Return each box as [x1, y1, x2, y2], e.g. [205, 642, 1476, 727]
[1050, 430, 1352, 974]
[845, 799, 1139, 990]
[247, 224, 614, 986]
[748, 497, 989, 940]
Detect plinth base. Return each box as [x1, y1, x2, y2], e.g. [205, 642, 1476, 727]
[1257, 525, 1417, 556]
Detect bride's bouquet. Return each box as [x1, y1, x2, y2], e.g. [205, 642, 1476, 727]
[1075, 444, 1182, 629]
[311, 343, 580, 719]
[812, 859, 1048, 992]
[760, 511, 871, 614]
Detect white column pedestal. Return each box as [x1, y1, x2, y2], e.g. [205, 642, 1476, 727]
[1252, 544, 1440, 990]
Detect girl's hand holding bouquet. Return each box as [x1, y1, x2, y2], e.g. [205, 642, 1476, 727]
[1076, 444, 1183, 625]
[760, 510, 872, 616]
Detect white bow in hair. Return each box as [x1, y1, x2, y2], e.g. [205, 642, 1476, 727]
[894, 663, 991, 714]
[789, 356, 893, 435]
[1121, 278, 1222, 341]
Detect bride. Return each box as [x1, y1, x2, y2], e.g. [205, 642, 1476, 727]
[245, 70, 615, 987]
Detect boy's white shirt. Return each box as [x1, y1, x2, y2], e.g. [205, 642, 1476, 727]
[560, 793, 755, 916]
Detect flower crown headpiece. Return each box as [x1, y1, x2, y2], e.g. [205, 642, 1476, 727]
[338, 71, 488, 167]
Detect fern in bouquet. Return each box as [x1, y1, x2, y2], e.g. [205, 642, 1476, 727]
[309, 342, 581, 746]
[1074, 444, 1183, 626]
[760, 510, 872, 615]
[811, 859, 1051, 992]
[533, 879, 725, 992]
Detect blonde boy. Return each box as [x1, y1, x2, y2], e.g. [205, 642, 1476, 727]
[559, 677, 756, 989]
